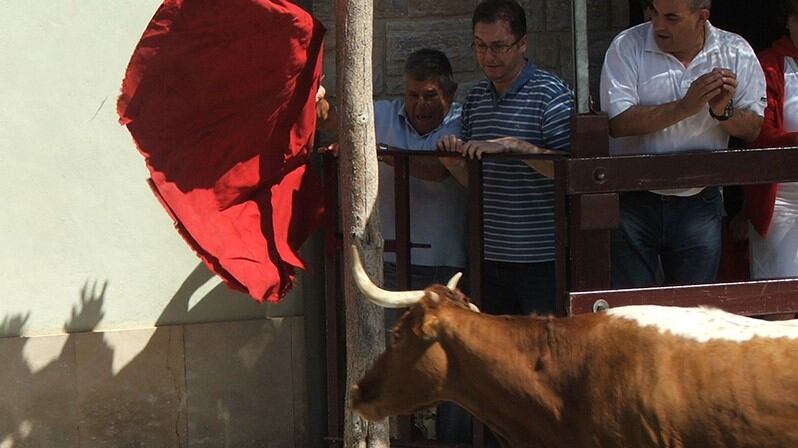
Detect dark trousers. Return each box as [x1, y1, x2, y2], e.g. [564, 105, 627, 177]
[483, 260, 556, 315]
[611, 187, 723, 288]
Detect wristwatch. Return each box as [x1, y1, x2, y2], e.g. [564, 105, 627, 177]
[709, 100, 734, 121]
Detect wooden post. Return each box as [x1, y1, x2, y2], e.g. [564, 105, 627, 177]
[335, 1, 390, 447]
[567, 114, 614, 299]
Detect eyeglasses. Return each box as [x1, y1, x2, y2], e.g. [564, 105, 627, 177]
[470, 37, 522, 55]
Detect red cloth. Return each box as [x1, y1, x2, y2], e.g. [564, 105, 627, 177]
[118, 0, 326, 302]
[745, 36, 798, 237]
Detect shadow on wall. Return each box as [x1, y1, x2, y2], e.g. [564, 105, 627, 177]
[155, 262, 301, 327]
[0, 270, 312, 447]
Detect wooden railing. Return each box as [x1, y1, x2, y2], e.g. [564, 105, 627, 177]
[560, 114, 798, 317]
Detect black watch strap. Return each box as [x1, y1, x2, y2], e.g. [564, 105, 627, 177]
[709, 101, 734, 121]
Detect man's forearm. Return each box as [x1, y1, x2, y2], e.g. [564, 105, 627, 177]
[609, 102, 693, 138]
[497, 137, 560, 178]
[441, 159, 468, 186]
[719, 108, 763, 143]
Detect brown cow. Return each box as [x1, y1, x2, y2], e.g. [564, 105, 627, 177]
[348, 247, 798, 448]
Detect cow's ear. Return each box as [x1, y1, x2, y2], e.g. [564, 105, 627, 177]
[416, 291, 442, 341]
[423, 291, 442, 306]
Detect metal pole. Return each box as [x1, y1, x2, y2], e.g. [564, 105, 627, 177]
[571, 0, 590, 114]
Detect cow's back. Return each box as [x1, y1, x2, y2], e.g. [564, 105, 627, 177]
[563, 307, 798, 447]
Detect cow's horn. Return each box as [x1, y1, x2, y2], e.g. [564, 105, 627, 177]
[446, 272, 463, 290]
[350, 245, 425, 308]
[443, 272, 479, 312]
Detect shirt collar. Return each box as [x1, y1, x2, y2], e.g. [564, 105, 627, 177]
[701, 21, 720, 54]
[489, 61, 537, 98]
[644, 22, 659, 53]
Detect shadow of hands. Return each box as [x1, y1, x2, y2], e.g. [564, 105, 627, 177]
[64, 281, 107, 332]
[0, 312, 30, 337]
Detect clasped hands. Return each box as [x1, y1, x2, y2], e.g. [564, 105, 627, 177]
[679, 68, 737, 117]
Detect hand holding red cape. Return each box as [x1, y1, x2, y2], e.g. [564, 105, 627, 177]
[118, 0, 325, 302]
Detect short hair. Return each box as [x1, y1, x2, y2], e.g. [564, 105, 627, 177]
[404, 48, 457, 96]
[472, 0, 527, 40]
[688, 0, 711, 10]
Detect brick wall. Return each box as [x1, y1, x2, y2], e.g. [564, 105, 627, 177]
[313, 0, 631, 104]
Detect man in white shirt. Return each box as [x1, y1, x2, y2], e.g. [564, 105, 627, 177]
[599, 0, 766, 287]
[373, 50, 467, 293]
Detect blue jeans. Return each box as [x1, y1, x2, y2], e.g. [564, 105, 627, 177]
[483, 260, 556, 315]
[611, 188, 722, 288]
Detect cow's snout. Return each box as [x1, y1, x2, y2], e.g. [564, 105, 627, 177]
[350, 384, 382, 421]
[350, 384, 369, 410]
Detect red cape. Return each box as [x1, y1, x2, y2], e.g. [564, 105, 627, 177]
[118, 0, 325, 302]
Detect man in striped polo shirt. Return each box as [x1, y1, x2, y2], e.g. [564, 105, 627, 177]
[438, 0, 574, 316]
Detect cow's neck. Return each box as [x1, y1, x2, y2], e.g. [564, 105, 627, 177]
[437, 307, 581, 447]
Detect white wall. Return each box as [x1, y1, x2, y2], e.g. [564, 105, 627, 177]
[0, 1, 312, 338]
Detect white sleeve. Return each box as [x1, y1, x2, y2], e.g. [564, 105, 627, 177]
[600, 34, 640, 119]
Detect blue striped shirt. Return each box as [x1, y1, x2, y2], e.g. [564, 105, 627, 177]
[462, 62, 574, 263]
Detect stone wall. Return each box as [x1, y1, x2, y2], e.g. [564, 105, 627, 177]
[313, 0, 631, 104]
[0, 317, 309, 447]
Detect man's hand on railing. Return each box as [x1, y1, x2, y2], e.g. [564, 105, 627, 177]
[435, 135, 469, 186]
[456, 140, 507, 159]
[436, 134, 463, 152]
[435, 135, 565, 179]
[437, 135, 521, 159]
